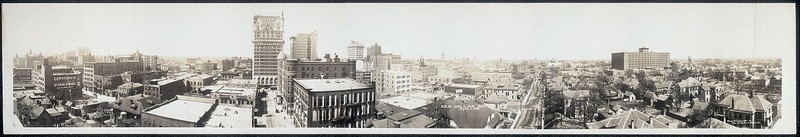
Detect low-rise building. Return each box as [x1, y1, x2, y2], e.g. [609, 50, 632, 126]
[444, 84, 484, 97]
[116, 83, 144, 97]
[481, 83, 522, 100]
[714, 94, 774, 128]
[291, 79, 376, 128]
[144, 73, 196, 101]
[141, 95, 252, 128]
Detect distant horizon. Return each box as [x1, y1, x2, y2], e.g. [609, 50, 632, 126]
[3, 3, 794, 60]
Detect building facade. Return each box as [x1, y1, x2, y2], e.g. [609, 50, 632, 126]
[373, 70, 412, 96]
[290, 32, 318, 61]
[366, 43, 381, 61]
[253, 14, 285, 87]
[291, 79, 376, 128]
[347, 41, 365, 61]
[14, 68, 33, 84]
[32, 58, 83, 100]
[83, 60, 143, 92]
[279, 54, 356, 114]
[611, 47, 670, 70]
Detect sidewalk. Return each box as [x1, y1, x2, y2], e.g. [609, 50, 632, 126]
[265, 89, 295, 128]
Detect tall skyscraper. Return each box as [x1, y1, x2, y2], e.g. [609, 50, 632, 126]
[366, 43, 382, 61]
[611, 47, 670, 70]
[76, 47, 94, 66]
[347, 40, 365, 61]
[253, 14, 285, 86]
[290, 32, 318, 61]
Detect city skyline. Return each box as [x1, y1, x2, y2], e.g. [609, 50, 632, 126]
[3, 3, 794, 60]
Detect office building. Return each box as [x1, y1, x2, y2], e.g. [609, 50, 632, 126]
[253, 14, 285, 87]
[347, 41, 365, 61]
[373, 70, 412, 96]
[290, 32, 318, 61]
[83, 60, 143, 92]
[144, 73, 196, 101]
[14, 68, 33, 84]
[279, 53, 356, 114]
[611, 47, 670, 70]
[32, 58, 83, 100]
[221, 59, 236, 71]
[366, 43, 382, 61]
[291, 79, 376, 128]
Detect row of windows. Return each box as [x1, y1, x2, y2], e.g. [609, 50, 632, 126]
[220, 99, 254, 105]
[312, 92, 374, 108]
[300, 67, 350, 71]
[311, 104, 371, 123]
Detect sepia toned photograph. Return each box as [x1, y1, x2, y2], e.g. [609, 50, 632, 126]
[2, 3, 796, 134]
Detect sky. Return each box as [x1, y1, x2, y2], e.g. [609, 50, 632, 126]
[2, 3, 795, 60]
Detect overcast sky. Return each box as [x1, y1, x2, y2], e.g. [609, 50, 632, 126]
[2, 3, 794, 60]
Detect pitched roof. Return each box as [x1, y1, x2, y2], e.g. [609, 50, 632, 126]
[111, 94, 161, 115]
[45, 108, 61, 117]
[654, 82, 672, 90]
[717, 94, 771, 113]
[29, 106, 45, 119]
[563, 90, 591, 99]
[678, 77, 701, 88]
[587, 109, 656, 129]
[692, 101, 710, 111]
[750, 95, 773, 112]
[445, 99, 498, 128]
[694, 118, 737, 128]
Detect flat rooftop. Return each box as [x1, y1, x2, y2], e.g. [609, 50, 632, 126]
[296, 79, 371, 92]
[191, 74, 214, 80]
[205, 104, 252, 128]
[215, 87, 256, 96]
[378, 96, 431, 110]
[447, 83, 482, 89]
[407, 92, 450, 101]
[145, 100, 214, 123]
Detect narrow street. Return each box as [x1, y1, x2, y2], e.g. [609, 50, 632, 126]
[514, 74, 544, 129]
[263, 88, 295, 128]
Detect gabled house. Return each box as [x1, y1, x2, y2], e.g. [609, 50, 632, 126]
[445, 99, 505, 128]
[677, 77, 701, 94]
[715, 94, 774, 128]
[110, 94, 161, 118]
[562, 90, 591, 119]
[586, 109, 678, 129]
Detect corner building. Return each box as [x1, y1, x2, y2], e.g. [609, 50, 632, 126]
[291, 79, 376, 128]
[253, 14, 285, 87]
